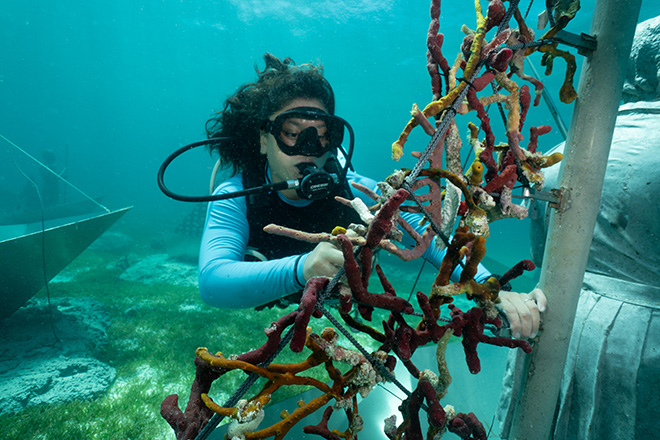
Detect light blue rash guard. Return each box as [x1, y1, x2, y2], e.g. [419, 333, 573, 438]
[198, 169, 490, 308]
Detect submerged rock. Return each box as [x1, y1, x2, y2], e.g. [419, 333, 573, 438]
[88, 230, 134, 251]
[1, 356, 116, 413]
[118, 253, 197, 286]
[0, 297, 115, 414]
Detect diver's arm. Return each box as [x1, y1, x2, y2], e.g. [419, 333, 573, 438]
[198, 177, 306, 309]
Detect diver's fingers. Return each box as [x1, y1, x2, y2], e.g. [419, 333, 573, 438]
[498, 291, 539, 339]
[324, 245, 345, 268]
[529, 287, 547, 312]
[515, 295, 534, 339]
[303, 242, 344, 280]
[524, 296, 541, 338]
[516, 289, 546, 338]
[497, 291, 524, 339]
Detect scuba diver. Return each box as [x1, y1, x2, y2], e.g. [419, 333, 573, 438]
[163, 53, 544, 338]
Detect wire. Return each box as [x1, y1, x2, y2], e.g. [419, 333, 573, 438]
[407, 259, 427, 302]
[0, 133, 110, 213]
[10, 148, 61, 345]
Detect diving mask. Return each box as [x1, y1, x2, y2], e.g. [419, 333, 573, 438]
[263, 106, 347, 157]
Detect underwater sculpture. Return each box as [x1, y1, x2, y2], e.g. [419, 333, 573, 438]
[161, 0, 580, 438]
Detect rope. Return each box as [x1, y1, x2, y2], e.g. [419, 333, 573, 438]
[317, 303, 413, 398]
[495, 0, 520, 37]
[195, 267, 348, 440]
[195, 326, 295, 440]
[506, 39, 555, 51]
[406, 103, 462, 183]
[524, 0, 535, 20]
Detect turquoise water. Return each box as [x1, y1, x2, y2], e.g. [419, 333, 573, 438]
[2, 0, 657, 260]
[1, 1, 659, 439]
[0, 0, 658, 229]
[2, 0, 656, 237]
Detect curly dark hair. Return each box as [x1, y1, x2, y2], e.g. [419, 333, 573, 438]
[205, 53, 336, 177]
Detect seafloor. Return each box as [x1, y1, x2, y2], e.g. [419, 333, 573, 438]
[0, 222, 530, 439]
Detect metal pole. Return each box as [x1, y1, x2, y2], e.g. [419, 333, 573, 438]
[507, 1, 642, 438]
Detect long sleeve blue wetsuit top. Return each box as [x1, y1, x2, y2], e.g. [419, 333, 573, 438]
[199, 168, 490, 308]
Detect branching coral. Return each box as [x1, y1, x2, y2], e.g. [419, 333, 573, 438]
[190, 325, 390, 440]
[161, 0, 575, 439]
[162, 171, 535, 439]
[161, 356, 221, 440]
[389, 0, 573, 228]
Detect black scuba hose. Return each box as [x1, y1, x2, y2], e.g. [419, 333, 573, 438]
[157, 138, 293, 202]
[158, 132, 354, 203]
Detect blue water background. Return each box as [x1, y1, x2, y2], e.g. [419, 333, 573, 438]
[1, 2, 659, 437]
[1, 0, 658, 270]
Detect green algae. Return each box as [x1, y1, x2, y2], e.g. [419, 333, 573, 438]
[0, 237, 399, 439]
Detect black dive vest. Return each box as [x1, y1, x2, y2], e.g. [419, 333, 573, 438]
[244, 161, 363, 260]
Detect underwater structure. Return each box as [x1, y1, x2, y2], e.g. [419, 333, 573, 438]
[0, 207, 130, 320]
[499, 1, 643, 439]
[159, 1, 643, 439]
[0, 134, 131, 320]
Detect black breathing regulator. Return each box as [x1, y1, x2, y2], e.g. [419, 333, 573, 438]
[293, 163, 339, 200]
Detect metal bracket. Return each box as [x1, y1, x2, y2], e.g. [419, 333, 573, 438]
[550, 187, 570, 212]
[550, 30, 597, 56]
[512, 187, 566, 210]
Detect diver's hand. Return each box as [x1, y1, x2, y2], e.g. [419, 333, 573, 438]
[303, 241, 344, 281]
[496, 288, 547, 339]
